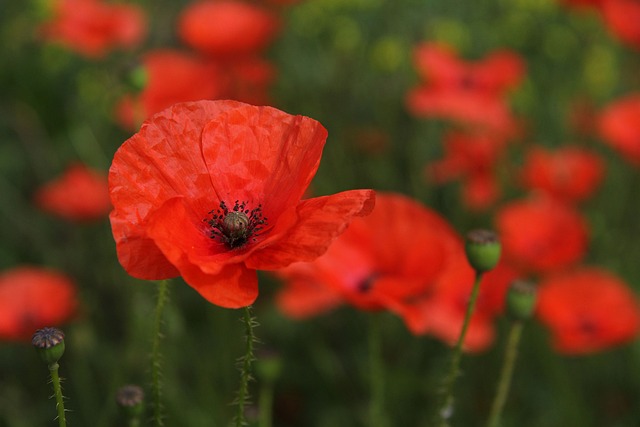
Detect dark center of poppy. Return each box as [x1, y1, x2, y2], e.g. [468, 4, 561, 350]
[207, 200, 267, 249]
[356, 273, 379, 293]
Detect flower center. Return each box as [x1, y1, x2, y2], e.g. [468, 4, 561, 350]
[207, 200, 267, 249]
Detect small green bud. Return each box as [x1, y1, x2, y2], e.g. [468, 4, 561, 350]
[116, 384, 145, 418]
[506, 280, 537, 321]
[465, 229, 501, 273]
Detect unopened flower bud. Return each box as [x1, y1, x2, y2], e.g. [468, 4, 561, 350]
[32, 327, 65, 366]
[465, 229, 501, 273]
[116, 384, 145, 418]
[506, 280, 537, 321]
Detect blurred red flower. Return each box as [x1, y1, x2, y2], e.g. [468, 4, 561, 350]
[276, 192, 461, 314]
[496, 196, 589, 274]
[277, 193, 515, 351]
[35, 163, 111, 221]
[598, 94, 640, 165]
[399, 259, 519, 353]
[178, 0, 280, 58]
[40, 0, 146, 58]
[426, 131, 508, 210]
[601, 0, 640, 50]
[536, 268, 640, 354]
[115, 49, 225, 129]
[214, 56, 276, 106]
[406, 43, 525, 135]
[0, 267, 78, 341]
[109, 100, 375, 308]
[520, 146, 605, 204]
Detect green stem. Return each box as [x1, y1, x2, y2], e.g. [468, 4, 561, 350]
[236, 306, 258, 427]
[369, 314, 386, 427]
[487, 321, 524, 427]
[258, 382, 273, 427]
[49, 362, 67, 427]
[151, 280, 170, 427]
[435, 271, 484, 427]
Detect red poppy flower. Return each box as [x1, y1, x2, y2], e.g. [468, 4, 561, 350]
[40, 0, 146, 58]
[536, 268, 640, 354]
[520, 146, 605, 204]
[601, 0, 640, 50]
[109, 100, 375, 308]
[598, 94, 640, 165]
[0, 267, 78, 341]
[35, 163, 111, 221]
[398, 259, 519, 353]
[115, 49, 225, 129]
[426, 131, 508, 210]
[178, 0, 280, 58]
[406, 43, 525, 135]
[276, 193, 461, 316]
[496, 196, 589, 274]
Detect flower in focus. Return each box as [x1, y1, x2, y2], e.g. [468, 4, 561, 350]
[0, 267, 78, 341]
[598, 94, 640, 165]
[536, 268, 640, 354]
[35, 163, 111, 221]
[40, 0, 146, 58]
[178, 0, 280, 58]
[426, 131, 509, 210]
[519, 146, 605, 204]
[115, 49, 225, 129]
[109, 100, 375, 308]
[496, 196, 589, 274]
[277, 193, 513, 351]
[406, 43, 525, 135]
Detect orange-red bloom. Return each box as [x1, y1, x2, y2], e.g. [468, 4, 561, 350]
[109, 100, 375, 308]
[426, 131, 509, 210]
[598, 94, 640, 165]
[277, 193, 515, 351]
[40, 0, 146, 58]
[536, 268, 640, 354]
[601, 0, 640, 50]
[178, 0, 280, 58]
[496, 196, 589, 274]
[35, 163, 111, 221]
[115, 49, 225, 129]
[0, 267, 78, 341]
[520, 146, 605, 204]
[406, 43, 525, 135]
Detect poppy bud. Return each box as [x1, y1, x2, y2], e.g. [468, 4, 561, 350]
[506, 280, 537, 321]
[32, 327, 65, 366]
[116, 384, 145, 418]
[465, 229, 501, 273]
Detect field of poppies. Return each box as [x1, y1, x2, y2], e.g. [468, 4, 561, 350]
[2, 0, 640, 426]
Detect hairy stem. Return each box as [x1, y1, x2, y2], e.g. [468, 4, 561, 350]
[235, 306, 258, 427]
[49, 362, 67, 427]
[151, 280, 170, 427]
[436, 272, 484, 427]
[487, 321, 524, 427]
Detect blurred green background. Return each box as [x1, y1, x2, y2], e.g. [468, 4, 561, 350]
[2, 0, 640, 426]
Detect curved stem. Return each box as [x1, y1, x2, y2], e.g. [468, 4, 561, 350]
[151, 280, 170, 427]
[435, 271, 484, 427]
[236, 306, 258, 427]
[487, 321, 524, 427]
[49, 362, 67, 427]
[369, 314, 386, 427]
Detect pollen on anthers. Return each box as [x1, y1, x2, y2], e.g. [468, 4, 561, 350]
[206, 200, 267, 249]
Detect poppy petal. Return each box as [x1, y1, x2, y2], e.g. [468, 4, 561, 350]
[245, 189, 375, 270]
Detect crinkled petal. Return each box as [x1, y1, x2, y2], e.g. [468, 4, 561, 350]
[245, 189, 375, 270]
[200, 105, 328, 220]
[109, 100, 245, 278]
